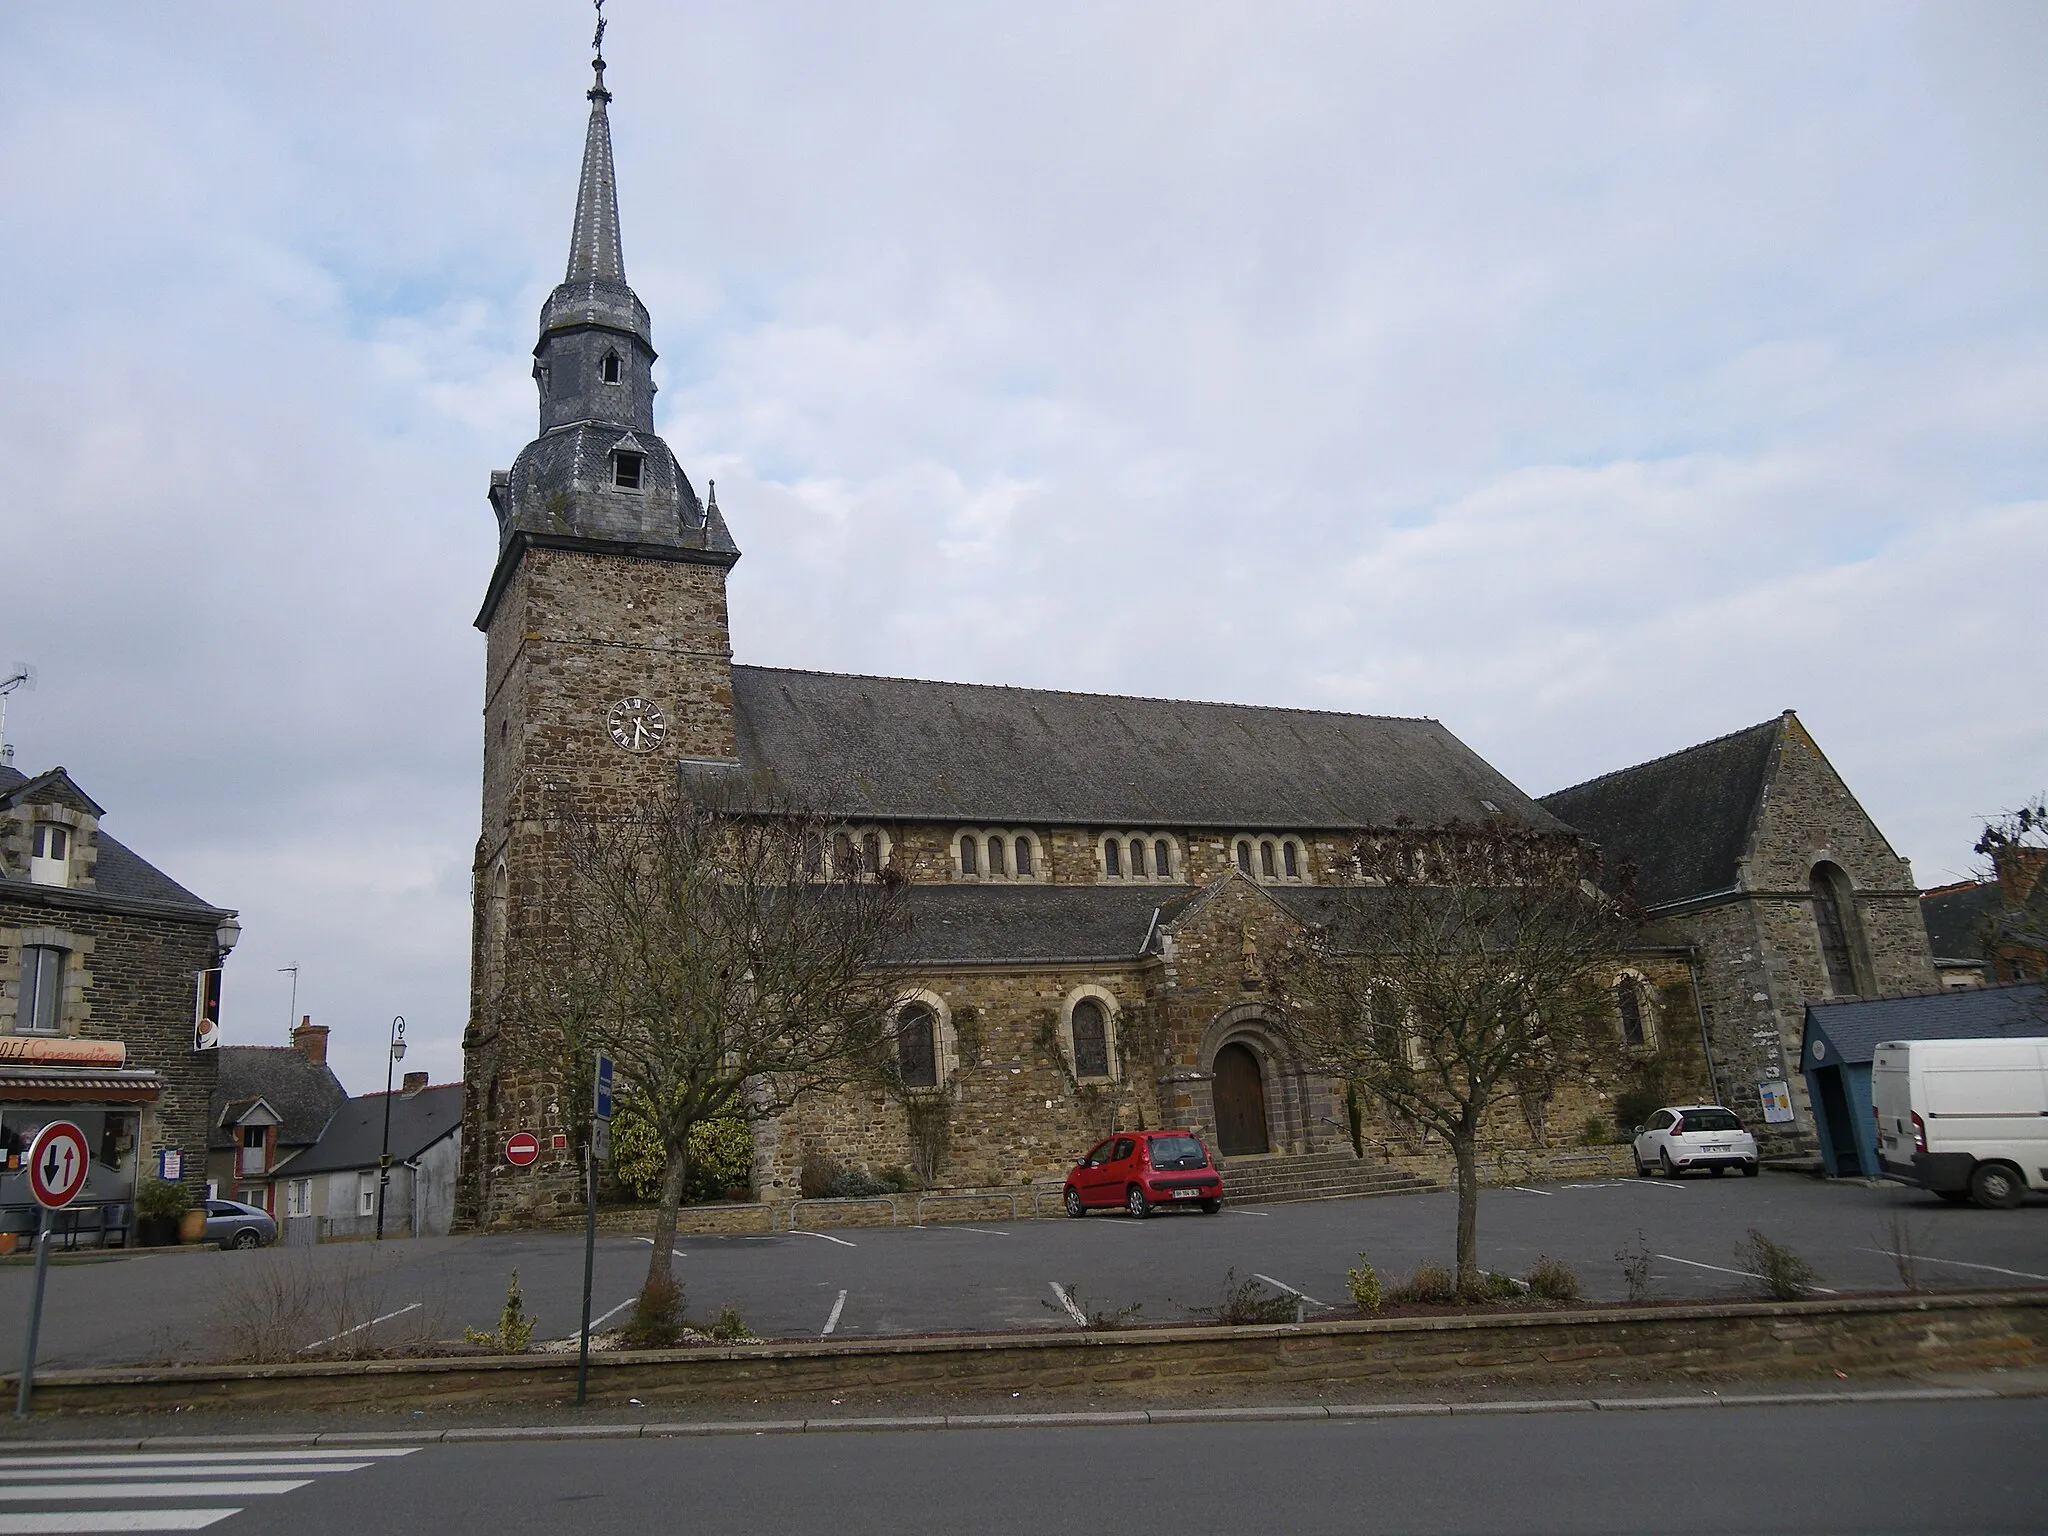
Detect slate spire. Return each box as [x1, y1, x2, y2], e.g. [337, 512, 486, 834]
[565, 48, 625, 284]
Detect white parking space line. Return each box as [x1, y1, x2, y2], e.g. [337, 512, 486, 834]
[1226, 1209, 1271, 1217]
[1656, 1254, 1837, 1295]
[303, 1301, 421, 1351]
[1252, 1273, 1332, 1310]
[1623, 1178, 1685, 1190]
[631, 1238, 687, 1258]
[0, 1485, 313, 1505]
[549, 1294, 638, 1342]
[0, 1512, 241, 1533]
[1048, 1282, 1089, 1326]
[786, 1230, 858, 1248]
[822, 1290, 849, 1336]
[1853, 1250, 2048, 1284]
[1505, 1186, 1555, 1196]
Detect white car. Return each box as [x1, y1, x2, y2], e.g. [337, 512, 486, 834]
[1632, 1104, 1760, 1178]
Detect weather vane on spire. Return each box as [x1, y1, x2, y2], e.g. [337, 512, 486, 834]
[592, 0, 607, 60]
[588, 0, 611, 101]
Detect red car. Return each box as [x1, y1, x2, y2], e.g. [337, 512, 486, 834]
[1063, 1129, 1223, 1217]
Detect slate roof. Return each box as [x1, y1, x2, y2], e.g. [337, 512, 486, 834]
[282, 1084, 464, 1177]
[1920, 882, 2001, 964]
[0, 765, 220, 913]
[207, 1047, 349, 1152]
[890, 884, 1172, 965]
[1802, 983, 2048, 1067]
[720, 667, 1568, 831]
[1537, 716, 1785, 908]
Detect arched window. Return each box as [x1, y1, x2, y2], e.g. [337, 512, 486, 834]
[1071, 999, 1111, 1079]
[1104, 839, 1122, 877]
[861, 831, 881, 873]
[833, 831, 854, 872]
[959, 835, 978, 875]
[1128, 839, 1146, 878]
[1282, 840, 1300, 879]
[1616, 978, 1645, 1047]
[1810, 863, 1865, 997]
[1236, 840, 1253, 874]
[601, 350, 622, 384]
[987, 835, 1005, 876]
[1260, 840, 1278, 878]
[1014, 836, 1033, 876]
[897, 1005, 939, 1088]
[1153, 838, 1172, 878]
[958, 828, 1042, 880]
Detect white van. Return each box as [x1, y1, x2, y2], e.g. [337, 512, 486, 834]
[1871, 1037, 2048, 1208]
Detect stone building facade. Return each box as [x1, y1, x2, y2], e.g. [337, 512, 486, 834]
[1, 764, 241, 1229]
[460, 54, 1926, 1222]
[1540, 713, 1940, 1154]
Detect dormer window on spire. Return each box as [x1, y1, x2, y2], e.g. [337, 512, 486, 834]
[613, 451, 645, 490]
[602, 350, 622, 385]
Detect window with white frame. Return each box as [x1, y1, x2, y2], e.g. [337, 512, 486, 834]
[954, 828, 1043, 882]
[29, 823, 70, 887]
[17, 945, 64, 1033]
[285, 1179, 311, 1218]
[1231, 834, 1309, 884]
[1096, 831, 1182, 883]
[807, 825, 893, 881]
[357, 1172, 377, 1218]
[1057, 987, 1120, 1082]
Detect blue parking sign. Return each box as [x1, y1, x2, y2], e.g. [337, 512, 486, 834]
[594, 1052, 614, 1123]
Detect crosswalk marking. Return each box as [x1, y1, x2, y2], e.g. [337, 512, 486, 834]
[0, 1485, 312, 1504]
[0, 1511, 242, 1533]
[0, 1446, 415, 1535]
[0, 1466, 372, 1482]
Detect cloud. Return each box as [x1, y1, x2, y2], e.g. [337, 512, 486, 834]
[1, 1, 2041, 1093]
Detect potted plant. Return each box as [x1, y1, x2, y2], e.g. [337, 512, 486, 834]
[133, 1179, 189, 1247]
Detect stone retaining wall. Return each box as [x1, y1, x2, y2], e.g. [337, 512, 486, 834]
[11, 1292, 2042, 1416]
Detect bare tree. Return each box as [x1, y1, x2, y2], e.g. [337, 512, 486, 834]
[1270, 820, 1635, 1295]
[1976, 797, 2048, 984]
[507, 785, 912, 1297]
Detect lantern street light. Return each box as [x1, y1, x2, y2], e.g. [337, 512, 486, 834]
[376, 1016, 406, 1240]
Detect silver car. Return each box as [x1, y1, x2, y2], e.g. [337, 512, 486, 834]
[201, 1197, 277, 1249]
[1632, 1105, 1760, 1178]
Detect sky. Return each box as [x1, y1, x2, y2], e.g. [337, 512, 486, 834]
[1, 2, 2042, 1096]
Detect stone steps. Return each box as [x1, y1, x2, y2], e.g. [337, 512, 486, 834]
[1217, 1153, 1437, 1206]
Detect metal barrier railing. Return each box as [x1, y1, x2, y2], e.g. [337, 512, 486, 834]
[912, 1191, 1021, 1224]
[786, 1196, 900, 1231]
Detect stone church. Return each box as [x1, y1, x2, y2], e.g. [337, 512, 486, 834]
[460, 52, 1938, 1223]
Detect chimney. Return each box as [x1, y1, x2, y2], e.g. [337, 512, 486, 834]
[291, 1016, 330, 1065]
[401, 1071, 429, 1097]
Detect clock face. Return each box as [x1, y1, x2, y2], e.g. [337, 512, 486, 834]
[606, 696, 668, 754]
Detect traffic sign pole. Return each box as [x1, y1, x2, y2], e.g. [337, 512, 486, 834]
[17, 1121, 90, 1418]
[577, 1050, 614, 1407]
[14, 1208, 52, 1418]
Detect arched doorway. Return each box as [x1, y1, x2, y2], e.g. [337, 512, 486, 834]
[1212, 1042, 1270, 1156]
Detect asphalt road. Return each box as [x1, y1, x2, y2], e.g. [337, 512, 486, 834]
[3, 1173, 2043, 1369]
[2, 1400, 2041, 1534]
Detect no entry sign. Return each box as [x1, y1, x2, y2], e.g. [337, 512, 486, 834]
[26, 1121, 90, 1209]
[504, 1131, 541, 1167]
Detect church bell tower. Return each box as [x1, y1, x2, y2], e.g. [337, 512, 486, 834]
[462, 29, 740, 1224]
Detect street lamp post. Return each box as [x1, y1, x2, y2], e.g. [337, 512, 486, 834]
[376, 1016, 406, 1240]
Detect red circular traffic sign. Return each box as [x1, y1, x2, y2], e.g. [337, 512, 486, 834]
[26, 1121, 91, 1209]
[504, 1131, 541, 1168]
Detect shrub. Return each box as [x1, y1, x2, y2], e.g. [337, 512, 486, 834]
[1740, 1229, 1820, 1301]
[1345, 1254, 1382, 1314]
[622, 1269, 685, 1349]
[463, 1269, 535, 1354]
[1526, 1254, 1584, 1303]
[612, 1109, 754, 1204]
[1387, 1261, 1457, 1305]
[706, 1303, 756, 1343]
[1179, 1269, 1298, 1325]
[1462, 1270, 1522, 1304]
[1581, 1114, 1610, 1147]
[799, 1149, 841, 1200]
[134, 1179, 190, 1219]
[825, 1166, 908, 1198]
[1615, 1229, 1654, 1304]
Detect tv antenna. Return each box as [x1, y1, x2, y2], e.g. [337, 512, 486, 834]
[0, 664, 34, 769]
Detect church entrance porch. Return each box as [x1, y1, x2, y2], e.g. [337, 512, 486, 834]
[1212, 1041, 1270, 1156]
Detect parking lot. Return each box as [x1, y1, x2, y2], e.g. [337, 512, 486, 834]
[3, 1173, 2043, 1371]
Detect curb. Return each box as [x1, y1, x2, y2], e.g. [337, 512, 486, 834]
[0, 1384, 2027, 1451]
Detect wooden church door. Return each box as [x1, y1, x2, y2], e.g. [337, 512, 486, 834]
[1213, 1042, 1270, 1156]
